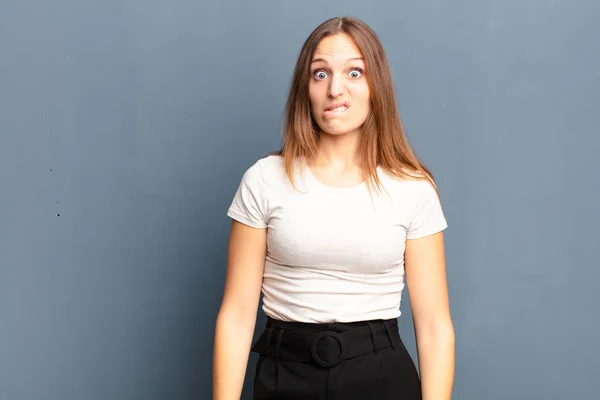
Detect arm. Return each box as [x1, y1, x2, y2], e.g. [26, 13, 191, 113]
[213, 220, 267, 400]
[405, 231, 455, 400]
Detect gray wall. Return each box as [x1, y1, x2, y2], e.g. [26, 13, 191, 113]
[1, 0, 598, 399]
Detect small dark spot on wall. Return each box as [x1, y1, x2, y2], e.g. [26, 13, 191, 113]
[49, 169, 53, 172]
[56, 213, 60, 217]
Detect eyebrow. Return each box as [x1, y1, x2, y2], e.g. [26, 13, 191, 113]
[310, 57, 364, 64]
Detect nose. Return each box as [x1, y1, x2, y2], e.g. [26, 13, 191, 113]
[328, 74, 344, 98]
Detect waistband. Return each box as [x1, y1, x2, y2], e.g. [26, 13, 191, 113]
[251, 317, 402, 368]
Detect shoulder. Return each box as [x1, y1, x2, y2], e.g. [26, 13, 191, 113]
[228, 155, 285, 228]
[235, 154, 299, 196]
[378, 168, 438, 200]
[256, 153, 285, 173]
[376, 167, 447, 237]
[238, 154, 282, 180]
[253, 153, 301, 186]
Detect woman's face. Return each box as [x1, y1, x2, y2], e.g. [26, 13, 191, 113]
[308, 33, 371, 137]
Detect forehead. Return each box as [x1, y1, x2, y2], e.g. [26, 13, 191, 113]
[313, 33, 363, 59]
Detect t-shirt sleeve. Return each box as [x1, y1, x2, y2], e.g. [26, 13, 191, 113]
[406, 179, 448, 239]
[227, 160, 268, 229]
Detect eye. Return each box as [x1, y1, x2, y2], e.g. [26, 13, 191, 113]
[349, 68, 363, 78]
[314, 71, 328, 80]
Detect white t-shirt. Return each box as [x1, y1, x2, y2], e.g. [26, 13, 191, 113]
[227, 154, 448, 323]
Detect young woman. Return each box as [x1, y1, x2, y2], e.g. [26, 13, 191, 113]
[213, 16, 455, 400]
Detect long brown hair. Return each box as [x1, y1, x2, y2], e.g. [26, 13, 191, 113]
[273, 16, 440, 198]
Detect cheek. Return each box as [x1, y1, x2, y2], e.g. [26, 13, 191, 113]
[308, 85, 321, 112]
[358, 83, 371, 102]
[352, 84, 371, 112]
[349, 91, 371, 126]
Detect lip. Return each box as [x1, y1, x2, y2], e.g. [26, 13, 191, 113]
[323, 102, 349, 115]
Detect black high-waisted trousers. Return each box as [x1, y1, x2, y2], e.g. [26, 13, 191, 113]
[250, 316, 422, 399]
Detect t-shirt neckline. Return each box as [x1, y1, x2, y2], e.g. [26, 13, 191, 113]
[302, 158, 369, 191]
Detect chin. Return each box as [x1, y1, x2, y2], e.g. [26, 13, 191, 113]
[328, 130, 356, 136]
[316, 114, 367, 136]
[319, 125, 363, 137]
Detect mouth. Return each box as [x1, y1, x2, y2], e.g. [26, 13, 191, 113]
[324, 102, 349, 114]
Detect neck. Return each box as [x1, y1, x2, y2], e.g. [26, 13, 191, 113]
[311, 129, 362, 169]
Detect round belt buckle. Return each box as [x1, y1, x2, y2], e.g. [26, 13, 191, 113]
[310, 331, 346, 368]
